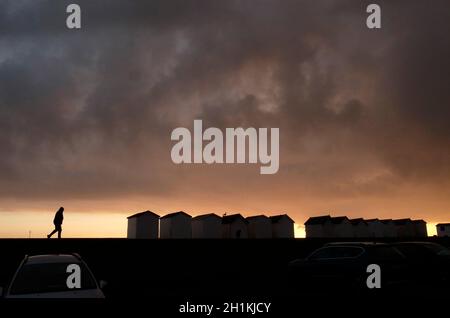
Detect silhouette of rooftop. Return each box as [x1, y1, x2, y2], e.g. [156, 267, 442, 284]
[329, 216, 349, 224]
[349, 218, 367, 225]
[270, 214, 294, 223]
[393, 218, 411, 225]
[192, 213, 221, 220]
[246, 215, 269, 220]
[127, 210, 160, 219]
[160, 211, 192, 219]
[304, 215, 331, 225]
[222, 214, 248, 224]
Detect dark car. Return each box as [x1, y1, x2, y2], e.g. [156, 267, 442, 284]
[0, 254, 106, 298]
[288, 242, 408, 290]
[392, 242, 450, 288]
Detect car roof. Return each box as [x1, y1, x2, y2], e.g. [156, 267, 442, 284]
[394, 242, 447, 249]
[325, 242, 387, 247]
[395, 241, 441, 245]
[25, 254, 81, 265]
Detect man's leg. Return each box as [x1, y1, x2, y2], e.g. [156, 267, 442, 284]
[57, 225, 62, 239]
[48, 228, 58, 238]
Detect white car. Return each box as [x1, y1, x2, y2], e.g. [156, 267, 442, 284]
[0, 254, 106, 298]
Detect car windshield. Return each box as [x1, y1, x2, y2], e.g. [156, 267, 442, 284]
[10, 262, 97, 295]
[420, 243, 450, 255]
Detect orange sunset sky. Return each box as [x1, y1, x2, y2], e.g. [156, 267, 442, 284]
[0, 1, 449, 238]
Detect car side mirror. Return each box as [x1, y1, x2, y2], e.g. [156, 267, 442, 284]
[99, 280, 107, 289]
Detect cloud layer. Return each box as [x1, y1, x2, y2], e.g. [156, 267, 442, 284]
[1, 0, 450, 222]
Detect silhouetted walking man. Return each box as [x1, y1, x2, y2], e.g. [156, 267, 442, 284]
[47, 207, 64, 239]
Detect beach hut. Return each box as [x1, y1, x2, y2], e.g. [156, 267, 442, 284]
[192, 213, 222, 238]
[160, 211, 192, 238]
[127, 210, 160, 239]
[222, 214, 249, 239]
[247, 215, 272, 238]
[270, 214, 295, 238]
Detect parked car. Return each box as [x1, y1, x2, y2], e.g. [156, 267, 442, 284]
[392, 242, 450, 287]
[0, 254, 106, 298]
[288, 242, 408, 290]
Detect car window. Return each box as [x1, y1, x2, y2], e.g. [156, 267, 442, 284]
[394, 244, 435, 259]
[420, 243, 447, 254]
[438, 249, 450, 256]
[368, 246, 404, 261]
[10, 262, 97, 295]
[308, 246, 364, 260]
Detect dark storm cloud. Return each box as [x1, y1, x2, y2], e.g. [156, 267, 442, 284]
[0, 0, 450, 206]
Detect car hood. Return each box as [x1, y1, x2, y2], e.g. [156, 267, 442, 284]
[5, 288, 105, 299]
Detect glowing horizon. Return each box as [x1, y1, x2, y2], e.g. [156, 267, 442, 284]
[0, 209, 440, 238]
